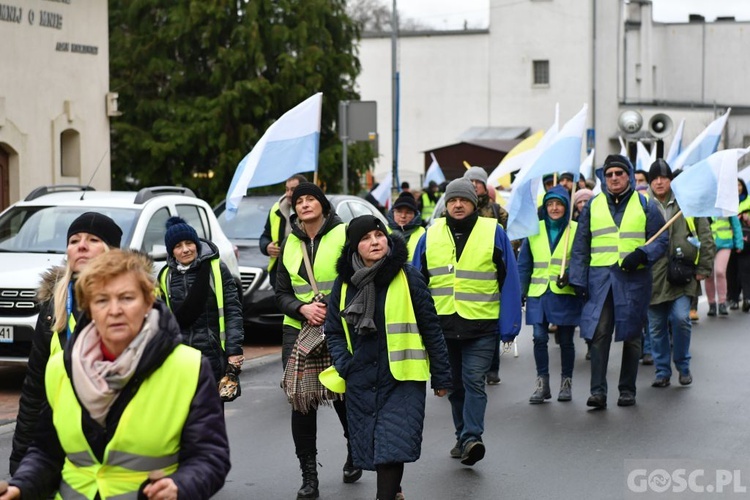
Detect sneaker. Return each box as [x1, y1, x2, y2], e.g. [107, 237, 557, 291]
[729, 300, 740, 310]
[689, 309, 700, 321]
[460, 441, 486, 466]
[718, 303, 728, 316]
[641, 354, 654, 365]
[485, 371, 501, 385]
[450, 441, 461, 459]
[652, 378, 671, 388]
[679, 371, 693, 386]
[707, 304, 717, 317]
[557, 377, 572, 402]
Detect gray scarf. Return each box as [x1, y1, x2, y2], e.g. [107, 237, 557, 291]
[342, 253, 386, 336]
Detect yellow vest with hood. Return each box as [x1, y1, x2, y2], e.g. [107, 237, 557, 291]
[425, 217, 500, 319]
[267, 201, 282, 272]
[282, 224, 346, 330]
[45, 345, 201, 500]
[589, 193, 646, 267]
[528, 221, 577, 297]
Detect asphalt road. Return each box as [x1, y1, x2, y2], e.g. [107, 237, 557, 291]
[2, 303, 750, 499]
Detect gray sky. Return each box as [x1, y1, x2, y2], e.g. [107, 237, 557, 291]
[396, 0, 750, 30]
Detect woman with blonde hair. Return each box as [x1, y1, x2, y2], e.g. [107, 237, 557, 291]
[9, 212, 122, 475]
[3, 249, 230, 499]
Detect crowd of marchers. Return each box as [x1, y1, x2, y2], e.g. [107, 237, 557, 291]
[3, 153, 750, 500]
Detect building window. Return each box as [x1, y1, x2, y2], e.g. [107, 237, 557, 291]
[533, 60, 550, 86]
[60, 129, 81, 177]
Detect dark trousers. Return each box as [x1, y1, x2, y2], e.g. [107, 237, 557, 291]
[589, 290, 642, 398]
[376, 463, 404, 500]
[488, 335, 500, 374]
[727, 252, 741, 302]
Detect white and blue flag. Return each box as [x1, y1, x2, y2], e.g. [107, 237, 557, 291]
[665, 119, 685, 166]
[672, 109, 731, 171]
[423, 153, 446, 188]
[671, 148, 748, 217]
[225, 93, 323, 220]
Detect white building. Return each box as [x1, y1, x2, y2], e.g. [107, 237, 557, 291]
[357, 0, 750, 186]
[0, 1, 112, 209]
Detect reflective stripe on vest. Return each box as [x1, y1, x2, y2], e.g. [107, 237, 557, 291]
[589, 193, 646, 267]
[425, 217, 500, 319]
[405, 226, 425, 261]
[711, 217, 733, 241]
[420, 193, 438, 220]
[282, 225, 346, 330]
[50, 313, 76, 357]
[46, 345, 201, 500]
[267, 202, 281, 272]
[341, 270, 429, 381]
[159, 258, 226, 349]
[527, 221, 577, 297]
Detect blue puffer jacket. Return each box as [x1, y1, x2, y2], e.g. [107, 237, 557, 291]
[324, 235, 452, 470]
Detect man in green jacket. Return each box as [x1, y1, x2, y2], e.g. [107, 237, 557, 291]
[646, 160, 716, 388]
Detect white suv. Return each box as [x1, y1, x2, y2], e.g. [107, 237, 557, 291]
[0, 185, 241, 365]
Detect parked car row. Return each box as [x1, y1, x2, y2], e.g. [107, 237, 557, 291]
[0, 185, 388, 364]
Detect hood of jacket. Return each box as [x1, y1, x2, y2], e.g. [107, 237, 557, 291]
[335, 231, 409, 288]
[37, 264, 66, 303]
[289, 210, 343, 243]
[541, 185, 570, 224]
[166, 238, 219, 270]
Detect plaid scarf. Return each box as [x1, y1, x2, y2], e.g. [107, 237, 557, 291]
[281, 321, 342, 413]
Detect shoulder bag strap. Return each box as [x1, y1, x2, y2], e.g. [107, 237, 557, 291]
[300, 240, 320, 296]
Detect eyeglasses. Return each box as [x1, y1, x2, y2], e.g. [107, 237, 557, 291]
[604, 170, 626, 178]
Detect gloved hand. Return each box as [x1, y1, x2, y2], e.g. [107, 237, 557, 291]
[556, 273, 569, 289]
[620, 248, 647, 272]
[573, 285, 588, 300]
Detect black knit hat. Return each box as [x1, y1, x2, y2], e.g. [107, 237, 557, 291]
[291, 182, 331, 213]
[648, 158, 673, 183]
[602, 154, 633, 175]
[347, 215, 388, 245]
[392, 192, 418, 212]
[67, 212, 122, 248]
[164, 216, 200, 252]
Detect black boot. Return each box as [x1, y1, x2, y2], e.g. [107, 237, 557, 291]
[297, 454, 319, 499]
[343, 443, 363, 483]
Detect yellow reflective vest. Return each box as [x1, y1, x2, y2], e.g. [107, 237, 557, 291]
[527, 221, 577, 297]
[589, 193, 646, 267]
[711, 217, 732, 241]
[45, 344, 201, 500]
[267, 201, 281, 272]
[281, 224, 346, 330]
[405, 226, 425, 261]
[420, 192, 439, 220]
[425, 217, 500, 319]
[320, 270, 430, 393]
[50, 313, 76, 356]
[159, 258, 226, 349]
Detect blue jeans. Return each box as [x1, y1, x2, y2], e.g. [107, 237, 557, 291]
[641, 316, 652, 357]
[446, 335, 496, 447]
[532, 323, 575, 378]
[590, 290, 642, 397]
[648, 295, 692, 380]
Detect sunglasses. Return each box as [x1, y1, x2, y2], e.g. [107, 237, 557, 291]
[604, 170, 627, 178]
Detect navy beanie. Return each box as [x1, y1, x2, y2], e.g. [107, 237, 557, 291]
[165, 216, 200, 252]
[67, 212, 122, 248]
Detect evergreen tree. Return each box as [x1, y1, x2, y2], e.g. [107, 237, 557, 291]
[109, 0, 373, 202]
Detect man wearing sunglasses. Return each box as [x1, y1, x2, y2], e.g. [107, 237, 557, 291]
[569, 154, 668, 409]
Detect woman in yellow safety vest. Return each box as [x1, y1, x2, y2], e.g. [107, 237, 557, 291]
[324, 215, 452, 500]
[4, 250, 230, 499]
[517, 186, 582, 404]
[10, 212, 122, 476]
[705, 215, 744, 316]
[387, 191, 425, 261]
[158, 217, 244, 397]
[727, 179, 750, 311]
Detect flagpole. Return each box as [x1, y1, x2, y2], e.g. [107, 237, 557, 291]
[559, 180, 578, 278]
[645, 210, 682, 245]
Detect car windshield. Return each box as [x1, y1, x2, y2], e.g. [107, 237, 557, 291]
[217, 197, 277, 240]
[0, 206, 139, 253]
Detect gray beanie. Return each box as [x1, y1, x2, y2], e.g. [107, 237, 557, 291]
[444, 178, 478, 207]
[464, 166, 488, 186]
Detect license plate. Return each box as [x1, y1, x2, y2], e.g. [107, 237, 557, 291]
[0, 326, 13, 343]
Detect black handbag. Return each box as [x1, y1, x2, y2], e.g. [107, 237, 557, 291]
[666, 251, 696, 286]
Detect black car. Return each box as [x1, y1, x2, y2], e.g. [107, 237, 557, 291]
[214, 194, 388, 335]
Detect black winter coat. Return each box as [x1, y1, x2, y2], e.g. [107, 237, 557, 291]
[9, 301, 231, 499]
[9, 266, 67, 475]
[160, 239, 244, 383]
[324, 235, 452, 470]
